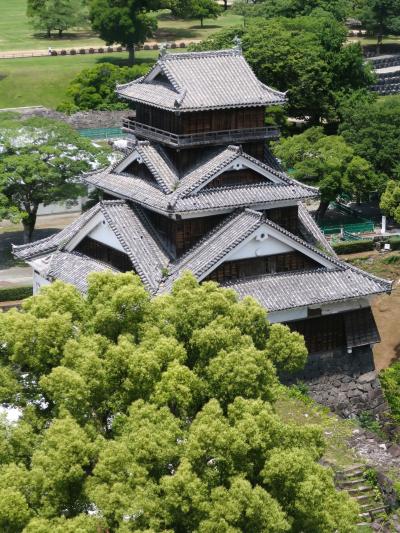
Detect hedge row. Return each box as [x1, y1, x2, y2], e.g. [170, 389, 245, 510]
[0, 286, 33, 302]
[333, 235, 400, 254]
[332, 240, 375, 254]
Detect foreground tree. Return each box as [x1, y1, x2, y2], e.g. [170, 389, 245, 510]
[27, 0, 87, 37]
[90, 0, 161, 65]
[0, 272, 358, 531]
[272, 127, 380, 218]
[0, 117, 108, 242]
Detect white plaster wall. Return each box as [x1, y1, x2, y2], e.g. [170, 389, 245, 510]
[88, 221, 125, 252]
[228, 228, 293, 261]
[268, 307, 307, 323]
[33, 271, 51, 295]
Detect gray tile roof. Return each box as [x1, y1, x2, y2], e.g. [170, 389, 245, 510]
[221, 268, 390, 312]
[297, 203, 336, 256]
[46, 251, 117, 293]
[100, 201, 170, 291]
[13, 200, 170, 293]
[117, 48, 286, 112]
[135, 142, 178, 193]
[84, 145, 318, 215]
[162, 209, 264, 290]
[13, 204, 101, 260]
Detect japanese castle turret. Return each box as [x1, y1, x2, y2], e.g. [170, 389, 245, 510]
[14, 45, 392, 415]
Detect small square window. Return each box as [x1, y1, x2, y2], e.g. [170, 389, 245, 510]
[308, 307, 322, 318]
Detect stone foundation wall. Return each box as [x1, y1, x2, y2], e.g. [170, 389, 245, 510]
[282, 346, 388, 418]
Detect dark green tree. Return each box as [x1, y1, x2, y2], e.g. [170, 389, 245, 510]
[0, 272, 359, 531]
[57, 63, 150, 113]
[0, 117, 108, 242]
[171, 0, 221, 27]
[357, 0, 400, 52]
[272, 127, 379, 218]
[27, 0, 87, 37]
[89, 0, 162, 65]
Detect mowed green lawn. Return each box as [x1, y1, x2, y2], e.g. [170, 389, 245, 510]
[0, 52, 158, 109]
[0, 0, 242, 51]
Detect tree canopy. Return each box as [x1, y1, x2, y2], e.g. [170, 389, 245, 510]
[89, 0, 162, 65]
[57, 63, 150, 113]
[27, 0, 87, 37]
[171, 0, 221, 27]
[191, 14, 374, 122]
[272, 126, 380, 218]
[0, 271, 359, 531]
[0, 116, 108, 242]
[233, 0, 352, 22]
[357, 0, 400, 50]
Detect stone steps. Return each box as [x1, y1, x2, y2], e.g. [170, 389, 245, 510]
[335, 464, 388, 527]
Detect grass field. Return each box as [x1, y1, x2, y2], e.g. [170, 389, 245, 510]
[0, 52, 159, 108]
[0, 0, 242, 52]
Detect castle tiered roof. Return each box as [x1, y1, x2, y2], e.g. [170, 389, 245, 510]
[117, 48, 286, 111]
[84, 143, 318, 216]
[14, 202, 392, 311]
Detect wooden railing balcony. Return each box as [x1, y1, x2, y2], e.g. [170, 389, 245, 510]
[122, 119, 280, 147]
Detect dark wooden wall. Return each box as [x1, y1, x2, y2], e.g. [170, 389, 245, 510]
[145, 210, 226, 257]
[287, 314, 346, 354]
[205, 250, 318, 283]
[136, 104, 265, 134]
[265, 206, 299, 234]
[205, 168, 267, 189]
[76, 237, 133, 272]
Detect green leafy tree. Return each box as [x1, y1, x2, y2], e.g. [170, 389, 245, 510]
[0, 117, 108, 242]
[380, 362, 400, 423]
[27, 0, 87, 38]
[380, 180, 400, 223]
[339, 94, 400, 183]
[273, 127, 379, 218]
[57, 63, 150, 113]
[89, 0, 162, 65]
[172, 0, 221, 27]
[0, 272, 359, 530]
[233, 0, 351, 21]
[357, 0, 400, 52]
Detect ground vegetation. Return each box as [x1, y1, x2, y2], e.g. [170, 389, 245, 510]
[26, 0, 88, 38]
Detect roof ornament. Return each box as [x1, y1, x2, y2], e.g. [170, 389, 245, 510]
[159, 43, 167, 58]
[233, 35, 242, 52]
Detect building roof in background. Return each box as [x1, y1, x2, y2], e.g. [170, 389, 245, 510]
[117, 48, 286, 111]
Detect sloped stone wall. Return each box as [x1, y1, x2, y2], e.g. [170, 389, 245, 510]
[282, 346, 388, 419]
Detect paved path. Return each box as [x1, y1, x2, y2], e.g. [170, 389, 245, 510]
[0, 39, 200, 59]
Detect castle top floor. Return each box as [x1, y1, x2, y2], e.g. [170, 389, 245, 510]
[116, 46, 286, 114]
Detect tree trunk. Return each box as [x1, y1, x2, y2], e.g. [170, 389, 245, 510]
[127, 45, 135, 66]
[22, 207, 38, 243]
[223, 0, 227, 10]
[315, 200, 330, 221]
[47, 28, 51, 38]
[376, 33, 382, 55]
[200, 16, 204, 27]
[58, 28, 63, 37]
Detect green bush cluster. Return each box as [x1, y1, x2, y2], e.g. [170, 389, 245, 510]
[0, 286, 32, 303]
[332, 239, 374, 254]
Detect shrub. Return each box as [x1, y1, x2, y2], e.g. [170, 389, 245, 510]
[107, 46, 113, 52]
[70, 49, 76, 55]
[144, 44, 150, 50]
[332, 239, 374, 254]
[51, 51, 57, 56]
[0, 286, 33, 302]
[89, 48, 95, 54]
[98, 47, 104, 53]
[60, 50, 67, 55]
[152, 44, 158, 50]
[171, 42, 177, 49]
[388, 236, 400, 250]
[180, 42, 186, 48]
[116, 46, 123, 51]
[79, 48, 86, 54]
